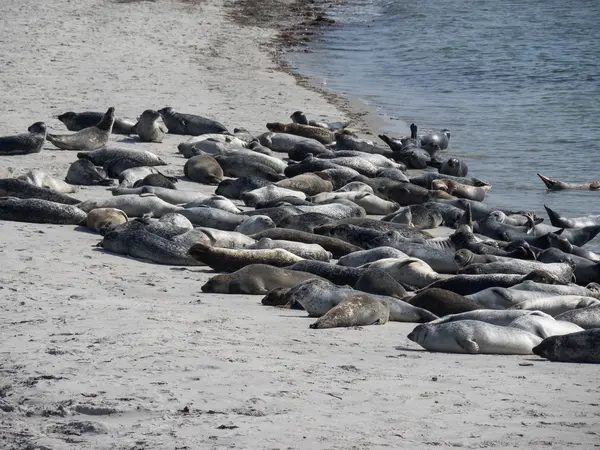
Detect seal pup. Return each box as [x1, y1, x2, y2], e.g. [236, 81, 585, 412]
[439, 158, 468, 177]
[266, 122, 335, 145]
[66, 159, 113, 186]
[189, 243, 303, 272]
[158, 107, 228, 135]
[407, 288, 481, 317]
[201, 264, 326, 294]
[0, 179, 80, 205]
[533, 329, 600, 363]
[509, 296, 600, 317]
[0, 197, 86, 225]
[507, 315, 584, 339]
[118, 167, 159, 188]
[0, 122, 46, 155]
[47, 107, 114, 150]
[408, 320, 542, 355]
[184, 154, 223, 185]
[100, 229, 199, 265]
[554, 305, 600, 329]
[135, 109, 168, 143]
[537, 173, 600, 191]
[86, 208, 128, 234]
[309, 296, 390, 329]
[57, 110, 135, 135]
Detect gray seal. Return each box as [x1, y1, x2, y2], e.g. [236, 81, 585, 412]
[66, 159, 113, 186]
[158, 107, 228, 135]
[100, 229, 199, 265]
[184, 154, 223, 185]
[440, 158, 468, 177]
[0, 197, 86, 225]
[48, 107, 114, 150]
[135, 109, 168, 143]
[407, 288, 481, 317]
[0, 179, 80, 205]
[201, 264, 326, 294]
[188, 243, 303, 272]
[0, 122, 46, 155]
[309, 295, 389, 329]
[533, 329, 600, 363]
[57, 110, 136, 135]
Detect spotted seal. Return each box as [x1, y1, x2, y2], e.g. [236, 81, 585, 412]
[48, 107, 114, 150]
[0, 122, 46, 155]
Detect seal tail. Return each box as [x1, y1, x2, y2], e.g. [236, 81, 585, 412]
[544, 204, 569, 228]
[537, 173, 559, 190]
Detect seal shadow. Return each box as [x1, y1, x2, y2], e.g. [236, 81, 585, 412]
[394, 346, 426, 353]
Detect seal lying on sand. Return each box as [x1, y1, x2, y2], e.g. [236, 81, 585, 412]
[408, 320, 542, 354]
[57, 110, 136, 135]
[0, 122, 46, 155]
[66, 159, 113, 186]
[537, 173, 600, 191]
[251, 228, 361, 258]
[86, 208, 128, 234]
[47, 107, 114, 150]
[135, 109, 168, 143]
[309, 296, 389, 329]
[184, 154, 223, 185]
[533, 329, 600, 363]
[77, 193, 180, 217]
[0, 179, 80, 204]
[407, 288, 481, 317]
[78, 146, 166, 167]
[266, 122, 335, 145]
[0, 197, 86, 225]
[201, 264, 326, 294]
[189, 243, 304, 272]
[554, 305, 600, 329]
[158, 107, 228, 135]
[18, 169, 78, 194]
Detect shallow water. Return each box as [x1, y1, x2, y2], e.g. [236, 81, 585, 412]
[287, 0, 600, 247]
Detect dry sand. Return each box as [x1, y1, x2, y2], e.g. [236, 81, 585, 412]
[1, 1, 599, 449]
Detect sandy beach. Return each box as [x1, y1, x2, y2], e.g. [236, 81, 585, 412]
[1, 1, 599, 449]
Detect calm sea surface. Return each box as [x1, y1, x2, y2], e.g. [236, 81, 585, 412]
[287, 0, 600, 243]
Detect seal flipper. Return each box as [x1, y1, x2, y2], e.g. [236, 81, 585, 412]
[544, 204, 569, 228]
[457, 338, 479, 354]
[537, 173, 559, 190]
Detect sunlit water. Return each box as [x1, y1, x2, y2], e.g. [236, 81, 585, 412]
[288, 0, 600, 248]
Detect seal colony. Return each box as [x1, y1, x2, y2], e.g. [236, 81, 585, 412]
[2, 105, 600, 360]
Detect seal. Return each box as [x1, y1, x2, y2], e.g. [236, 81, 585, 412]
[18, 169, 78, 194]
[250, 228, 362, 258]
[276, 212, 334, 233]
[135, 109, 168, 143]
[184, 154, 223, 185]
[309, 296, 390, 329]
[410, 172, 490, 190]
[266, 122, 335, 145]
[276, 174, 333, 196]
[117, 167, 157, 187]
[407, 288, 481, 317]
[172, 227, 255, 249]
[286, 261, 367, 286]
[538, 247, 600, 286]
[178, 207, 246, 230]
[431, 179, 490, 202]
[285, 279, 435, 322]
[57, 110, 136, 135]
[255, 196, 313, 209]
[507, 315, 584, 339]
[77, 193, 181, 217]
[430, 310, 552, 327]
[259, 131, 322, 153]
[382, 182, 454, 206]
[66, 159, 113, 186]
[133, 172, 178, 190]
[0, 197, 86, 225]
[112, 186, 208, 205]
[544, 205, 600, 228]
[158, 107, 228, 135]
[0, 179, 80, 205]
[354, 269, 408, 299]
[47, 107, 114, 150]
[213, 154, 284, 182]
[249, 237, 332, 261]
[86, 208, 128, 234]
[288, 140, 331, 161]
[554, 305, 600, 330]
[290, 111, 346, 130]
[178, 134, 246, 157]
[334, 131, 392, 156]
[201, 264, 326, 294]
[533, 329, 600, 363]
[313, 168, 362, 190]
[234, 215, 276, 235]
[188, 243, 303, 272]
[100, 229, 199, 265]
[241, 185, 306, 207]
[78, 146, 166, 167]
[439, 157, 468, 177]
[215, 176, 272, 200]
[337, 247, 409, 268]
[509, 280, 600, 298]
[364, 258, 449, 289]
[509, 296, 600, 317]
[537, 173, 600, 191]
[425, 271, 556, 296]
[184, 195, 241, 214]
[0, 122, 46, 155]
[457, 260, 575, 284]
[408, 320, 542, 355]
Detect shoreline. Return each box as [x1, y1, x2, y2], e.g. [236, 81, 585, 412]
[0, 1, 598, 449]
